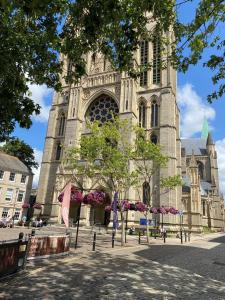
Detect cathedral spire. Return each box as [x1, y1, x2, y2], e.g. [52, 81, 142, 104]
[207, 132, 214, 145]
[201, 117, 209, 139]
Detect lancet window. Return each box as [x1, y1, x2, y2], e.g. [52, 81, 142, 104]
[140, 41, 148, 86]
[151, 100, 159, 127]
[139, 101, 146, 128]
[153, 37, 161, 84]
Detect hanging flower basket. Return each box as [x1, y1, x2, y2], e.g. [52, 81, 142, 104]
[129, 203, 136, 211]
[58, 186, 83, 204]
[85, 191, 106, 206]
[121, 199, 130, 211]
[135, 201, 148, 212]
[169, 207, 179, 215]
[22, 203, 30, 209]
[165, 207, 170, 213]
[150, 207, 158, 214]
[158, 206, 167, 214]
[33, 203, 42, 210]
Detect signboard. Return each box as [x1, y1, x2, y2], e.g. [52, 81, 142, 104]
[140, 219, 156, 226]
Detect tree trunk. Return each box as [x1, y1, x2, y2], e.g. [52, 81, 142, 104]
[120, 211, 125, 246]
[146, 212, 150, 245]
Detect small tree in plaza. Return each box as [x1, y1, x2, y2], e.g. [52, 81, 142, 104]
[66, 118, 182, 246]
[133, 127, 182, 243]
[67, 117, 139, 246]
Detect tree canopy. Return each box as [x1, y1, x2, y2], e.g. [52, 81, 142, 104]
[0, 0, 224, 139]
[66, 118, 181, 244]
[0, 138, 38, 170]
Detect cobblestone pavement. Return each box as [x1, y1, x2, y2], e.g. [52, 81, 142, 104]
[1, 229, 225, 300]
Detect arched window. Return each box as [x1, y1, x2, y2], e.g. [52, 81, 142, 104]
[55, 143, 62, 161]
[197, 161, 204, 179]
[153, 37, 161, 84]
[139, 101, 146, 128]
[58, 113, 66, 136]
[86, 94, 119, 124]
[140, 41, 148, 86]
[151, 134, 158, 144]
[151, 100, 159, 127]
[143, 182, 150, 205]
[67, 60, 72, 77]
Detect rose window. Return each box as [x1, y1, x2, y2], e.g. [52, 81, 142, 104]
[86, 94, 119, 123]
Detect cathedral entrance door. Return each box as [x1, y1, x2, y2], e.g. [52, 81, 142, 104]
[69, 202, 79, 227]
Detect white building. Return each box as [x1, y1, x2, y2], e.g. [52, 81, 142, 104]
[0, 152, 33, 223]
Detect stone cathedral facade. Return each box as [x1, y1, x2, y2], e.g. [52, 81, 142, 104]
[36, 30, 224, 232]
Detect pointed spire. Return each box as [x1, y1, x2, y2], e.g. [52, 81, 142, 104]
[189, 150, 197, 167]
[207, 132, 214, 145]
[201, 117, 209, 139]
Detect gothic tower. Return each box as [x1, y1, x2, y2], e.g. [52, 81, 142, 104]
[36, 28, 181, 226]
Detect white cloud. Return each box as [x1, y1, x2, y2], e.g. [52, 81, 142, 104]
[178, 83, 216, 138]
[28, 83, 53, 123]
[32, 148, 43, 188]
[215, 139, 225, 196]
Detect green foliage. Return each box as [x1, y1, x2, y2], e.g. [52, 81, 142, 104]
[67, 117, 139, 193]
[0, 138, 38, 170]
[0, 0, 224, 139]
[133, 126, 182, 205]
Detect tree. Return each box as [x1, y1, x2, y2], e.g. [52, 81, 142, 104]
[0, 138, 38, 170]
[67, 118, 138, 246]
[134, 127, 182, 243]
[66, 118, 181, 245]
[0, 1, 224, 140]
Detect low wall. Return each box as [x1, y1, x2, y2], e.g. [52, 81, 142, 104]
[27, 235, 70, 259]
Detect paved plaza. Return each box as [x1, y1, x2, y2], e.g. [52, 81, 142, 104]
[1, 228, 225, 299]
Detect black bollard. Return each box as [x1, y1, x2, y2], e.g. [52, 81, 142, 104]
[180, 230, 183, 244]
[18, 232, 24, 241]
[163, 232, 166, 243]
[154, 229, 157, 239]
[138, 231, 141, 244]
[92, 232, 96, 251]
[31, 229, 35, 236]
[112, 231, 115, 248]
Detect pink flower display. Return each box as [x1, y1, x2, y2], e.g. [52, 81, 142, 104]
[33, 203, 42, 209]
[169, 207, 179, 215]
[122, 200, 131, 211]
[104, 205, 112, 212]
[135, 201, 148, 212]
[22, 203, 30, 209]
[158, 206, 167, 214]
[150, 207, 158, 214]
[165, 207, 170, 213]
[58, 185, 83, 204]
[86, 191, 106, 206]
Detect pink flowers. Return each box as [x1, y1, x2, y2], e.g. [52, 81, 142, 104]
[85, 191, 106, 206]
[150, 207, 158, 214]
[122, 199, 131, 211]
[135, 201, 148, 212]
[22, 203, 30, 209]
[33, 203, 42, 209]
[58, 187, 107, 207]
[158, 207, 167, 214]
[58, 185, 83, 204]
[169, 207, 179, 215]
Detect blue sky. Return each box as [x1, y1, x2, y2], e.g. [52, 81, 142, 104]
[12, 4, 225, 194]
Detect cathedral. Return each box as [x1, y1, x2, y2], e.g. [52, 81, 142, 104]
[36, 29, 224, 232]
